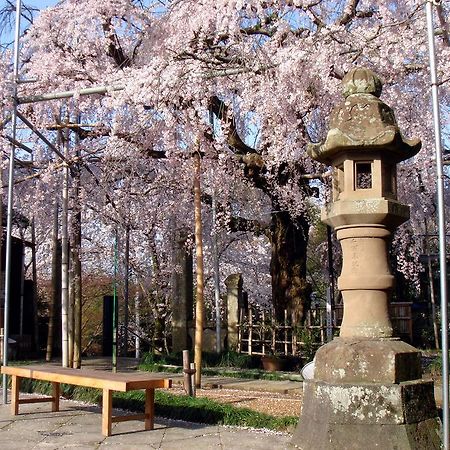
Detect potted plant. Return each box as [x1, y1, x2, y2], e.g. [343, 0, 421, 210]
[261, 351, 287, 372]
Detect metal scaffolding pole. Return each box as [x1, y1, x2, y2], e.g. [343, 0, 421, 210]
[2, 0, 22, 405]
[426, 1, 449, 448]
[17, 84, 124, 105]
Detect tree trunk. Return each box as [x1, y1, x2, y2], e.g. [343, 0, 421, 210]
[193, 150, 205, 388]
[270, 209, 311, 325]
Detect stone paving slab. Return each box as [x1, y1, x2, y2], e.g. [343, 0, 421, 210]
[0, 390, 292, 449]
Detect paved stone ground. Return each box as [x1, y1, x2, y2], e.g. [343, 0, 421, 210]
[0, 390, 292, 449]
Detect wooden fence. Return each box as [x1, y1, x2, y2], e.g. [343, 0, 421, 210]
[237, 302, 413, 358]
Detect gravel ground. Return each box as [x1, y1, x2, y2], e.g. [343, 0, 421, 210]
[165, 387, 302, 417]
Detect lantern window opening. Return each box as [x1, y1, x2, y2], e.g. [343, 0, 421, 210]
[355, 161, 373, 190]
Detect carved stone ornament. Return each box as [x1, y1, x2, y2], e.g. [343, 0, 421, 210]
[308, 67, 421, 165]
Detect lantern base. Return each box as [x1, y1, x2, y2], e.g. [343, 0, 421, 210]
[314, 338, 422, 384]
[291, 379, 441, 449]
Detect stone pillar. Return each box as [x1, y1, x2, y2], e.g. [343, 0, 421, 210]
[292, 68, 441, 449]
[337, 225, 393, 338]
[171, 229, 194, 352]
[225, 273, 243, 350]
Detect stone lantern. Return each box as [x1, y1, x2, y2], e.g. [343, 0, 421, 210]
[291, 68, 441, 449]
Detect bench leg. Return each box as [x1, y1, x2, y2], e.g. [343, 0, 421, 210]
[11, 375, 21, 415]
[145, 388, 155, 431]
[51, 382, 60, 412]
[102, 389, 112, 437]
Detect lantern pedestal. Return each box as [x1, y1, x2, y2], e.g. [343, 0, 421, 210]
[292, 377, 441, 450]
[291, 338, 441, 449]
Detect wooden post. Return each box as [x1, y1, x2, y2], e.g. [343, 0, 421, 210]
[11, 375, 20, 415]
[292, 325, 297, 356]
[193, 149, 205, 388]
[102, 388, 112, 437]
[190, 362, 196, 397]
[183, 350, 194, 396]
[51, 382, 60, 412]
[144, 388, 154, 430]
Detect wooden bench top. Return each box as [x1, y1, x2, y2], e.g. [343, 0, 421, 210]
[1, 365, 171, 392]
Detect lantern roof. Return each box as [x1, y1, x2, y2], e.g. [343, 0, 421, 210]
[308, 67, 421, 165]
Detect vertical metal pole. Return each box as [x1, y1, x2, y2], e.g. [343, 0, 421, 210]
[2, 0, 22, 405]
[112, 229, 118, 373]
[426, 2, 449, 448]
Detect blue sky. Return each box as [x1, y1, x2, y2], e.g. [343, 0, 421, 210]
[1, 0, 58, 46]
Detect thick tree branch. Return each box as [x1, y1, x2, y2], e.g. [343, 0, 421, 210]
[338, 0, 361, 26]
[201, 192, 268, 235]
[100, 131, 167, 159]
[209, 96, 258, 155]
[436, 3, 450, 47]
[102, 18, 132, 68]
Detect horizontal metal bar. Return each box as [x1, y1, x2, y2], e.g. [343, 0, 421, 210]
[14, 158, 34, 168]
[17, 84, 124, 104]
[17, 78, 38, 84]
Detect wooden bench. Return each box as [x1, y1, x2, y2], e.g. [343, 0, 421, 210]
[0, 365, 171, 436]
